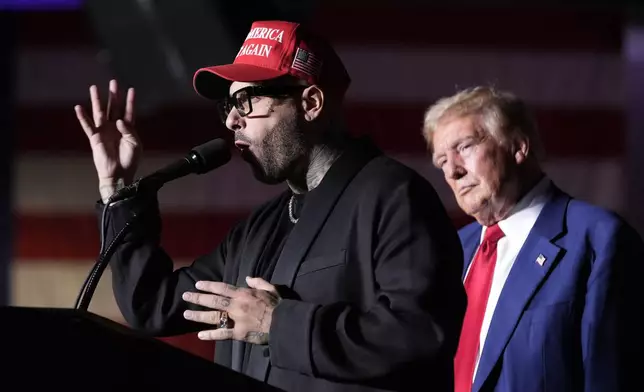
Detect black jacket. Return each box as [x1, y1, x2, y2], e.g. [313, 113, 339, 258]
[100, 140, 466, 391]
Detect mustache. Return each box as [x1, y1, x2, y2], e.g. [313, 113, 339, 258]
[234, 133, 252, 145]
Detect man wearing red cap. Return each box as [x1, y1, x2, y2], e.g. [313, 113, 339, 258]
[74, 20, 466, 391]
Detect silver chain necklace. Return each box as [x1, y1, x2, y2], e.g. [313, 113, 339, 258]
[288, 194, 298, 224]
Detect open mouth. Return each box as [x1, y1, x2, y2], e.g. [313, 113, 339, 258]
[234, 140, 250, 150]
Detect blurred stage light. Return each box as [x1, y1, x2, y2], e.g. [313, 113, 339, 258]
[0, 0, 83, 10]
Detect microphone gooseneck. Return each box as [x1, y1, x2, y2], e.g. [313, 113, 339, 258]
[74, 138, 231, 311]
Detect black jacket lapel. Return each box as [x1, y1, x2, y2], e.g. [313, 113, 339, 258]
[245, 138, 381, 382]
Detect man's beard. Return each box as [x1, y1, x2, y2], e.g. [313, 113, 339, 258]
[241, 115, 308, 185]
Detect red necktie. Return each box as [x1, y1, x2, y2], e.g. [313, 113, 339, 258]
[454, 223, 505, 392]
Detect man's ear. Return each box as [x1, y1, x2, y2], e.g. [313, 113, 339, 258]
[513, 135, 530, 164]
[300, 85, 324, 122]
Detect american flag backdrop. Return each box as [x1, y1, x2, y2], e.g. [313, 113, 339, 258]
[10, 4, 627, 359]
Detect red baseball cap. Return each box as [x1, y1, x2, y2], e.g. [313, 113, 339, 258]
[193, 20, 351, 99]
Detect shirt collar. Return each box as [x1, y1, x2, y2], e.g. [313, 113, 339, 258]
[481, 176, 553, 242]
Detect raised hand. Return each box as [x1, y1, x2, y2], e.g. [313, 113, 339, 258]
[75, 79, 141, 202]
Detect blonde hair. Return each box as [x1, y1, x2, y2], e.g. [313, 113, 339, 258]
[422, 86, 544, 161]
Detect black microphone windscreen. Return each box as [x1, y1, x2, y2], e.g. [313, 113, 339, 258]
[191, 138, 231, 174]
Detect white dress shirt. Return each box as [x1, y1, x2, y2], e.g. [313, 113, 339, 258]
[465, 176, 554, 380]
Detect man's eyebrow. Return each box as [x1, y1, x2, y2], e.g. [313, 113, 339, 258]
[432, 152, 445, 166]
[455, 135, 477, 145]
[432, 135, 481, 164]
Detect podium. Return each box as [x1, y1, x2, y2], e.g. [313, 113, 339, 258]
[0, 306, 283, 391]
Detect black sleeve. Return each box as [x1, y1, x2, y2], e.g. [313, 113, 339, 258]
[268, 174, 467, 381]
[98, 194, 239, 337]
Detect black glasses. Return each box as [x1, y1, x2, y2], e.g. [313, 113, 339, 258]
[215, 85, 305, 123]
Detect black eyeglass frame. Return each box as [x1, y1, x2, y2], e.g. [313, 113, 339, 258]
[215, 84, 306, 123]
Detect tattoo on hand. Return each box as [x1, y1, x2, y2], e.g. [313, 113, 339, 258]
[99, 178, 127, 203]
[267, 292, 280, 307]
[244, 331, 269, 345]
[99, 178, 126, 191]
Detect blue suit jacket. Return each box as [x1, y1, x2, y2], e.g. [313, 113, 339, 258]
[459, 186, 644, 391]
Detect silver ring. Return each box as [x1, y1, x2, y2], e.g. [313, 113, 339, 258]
[218, 311, 229, 329]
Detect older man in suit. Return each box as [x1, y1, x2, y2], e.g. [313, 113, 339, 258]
[422, 86, 644, 392]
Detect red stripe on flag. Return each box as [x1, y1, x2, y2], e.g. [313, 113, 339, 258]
[14, 212, 473, 260]
[15, 212, 247, 260]
[15, 105, 623, 157]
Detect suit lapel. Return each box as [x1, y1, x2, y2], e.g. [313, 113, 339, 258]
[462, 227, 482, 280]
[245, 138, 381, 382]
[269, 139, 380, 288]
[472, 188, 569, 392]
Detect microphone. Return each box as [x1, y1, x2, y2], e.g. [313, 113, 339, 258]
[74, 138, 231, 311]
[108, 138, 231, 203]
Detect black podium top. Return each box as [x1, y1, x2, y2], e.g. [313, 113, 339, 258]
[0, 306, 283, 391]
